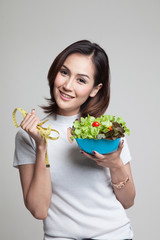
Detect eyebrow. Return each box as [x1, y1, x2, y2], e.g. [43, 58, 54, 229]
[62, 64, 90, 79]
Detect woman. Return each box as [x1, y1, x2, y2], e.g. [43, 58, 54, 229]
[13, 40, 135, 240]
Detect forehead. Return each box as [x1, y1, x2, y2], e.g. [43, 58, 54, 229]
[63, 53, 95, 77]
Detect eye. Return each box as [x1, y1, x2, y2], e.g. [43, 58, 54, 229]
[60, 69, 68, 75]
[78, 78, 86, 84]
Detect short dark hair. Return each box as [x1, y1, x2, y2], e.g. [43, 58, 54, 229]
[41, 40, 110, 118]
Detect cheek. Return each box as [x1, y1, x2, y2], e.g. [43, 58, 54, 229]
[76, 85, 93, 98]
[54, 73, 64, 87]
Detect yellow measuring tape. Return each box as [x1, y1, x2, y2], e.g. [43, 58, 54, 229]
[12, 107, 60, 167]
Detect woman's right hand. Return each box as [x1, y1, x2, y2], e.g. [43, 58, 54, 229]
[20, 109, 46, 148]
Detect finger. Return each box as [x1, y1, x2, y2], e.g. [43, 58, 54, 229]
[117, 139, 124, 152]
[31, 109, 36, 115]
[80, 150, 97, 160]
[30, 109, 40, 124]
[20, 113, 33, 126]
[92, 151, 104, 160]
[25, 118, 39, 132]
[80, 150, 104, 161]
[96, 160, 104, 165]
[21, 114, 37, 129]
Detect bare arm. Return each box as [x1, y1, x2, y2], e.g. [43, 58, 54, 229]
[109, 161, 135, 209]
[81, 140, 136, 209]
[18, 110, 52, 219]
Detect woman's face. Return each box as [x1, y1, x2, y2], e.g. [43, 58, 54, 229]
[53, 53, 102, 116]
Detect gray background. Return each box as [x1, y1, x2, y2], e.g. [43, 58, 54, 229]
[1, 0, 160, 239]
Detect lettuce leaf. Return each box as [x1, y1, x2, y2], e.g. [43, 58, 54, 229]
[71, 114, 130, 140]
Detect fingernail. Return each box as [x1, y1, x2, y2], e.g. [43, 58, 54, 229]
[80, 150, 83, 154]
[92, 151, 96, 155]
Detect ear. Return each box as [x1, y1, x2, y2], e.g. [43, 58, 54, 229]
[89, 83, 103, 97]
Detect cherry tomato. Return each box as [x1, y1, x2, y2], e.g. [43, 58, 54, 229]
[109, 125, 112, 131]
[92, 121, 100, 127]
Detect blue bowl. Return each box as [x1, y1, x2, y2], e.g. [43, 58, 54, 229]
[75, 138, 121, 154]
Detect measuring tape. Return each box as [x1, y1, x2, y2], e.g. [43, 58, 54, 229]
[12, 107, 60, 167]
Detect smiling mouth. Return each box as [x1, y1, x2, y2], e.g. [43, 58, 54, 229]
[59, 90, 75, 100]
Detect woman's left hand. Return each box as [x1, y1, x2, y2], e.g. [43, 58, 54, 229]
[80, 139, 124, 170]
[80, 139, 136, 209]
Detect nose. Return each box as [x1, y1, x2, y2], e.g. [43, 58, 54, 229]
[63, 77, 74, 91]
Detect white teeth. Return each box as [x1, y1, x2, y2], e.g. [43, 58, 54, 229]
[61, 92, 73, 99]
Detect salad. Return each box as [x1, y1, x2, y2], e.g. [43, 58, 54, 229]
[71, 115, 130, 141]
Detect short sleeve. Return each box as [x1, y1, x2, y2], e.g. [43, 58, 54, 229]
[120, 137, 132, 165]
[13, 128, 36, 168]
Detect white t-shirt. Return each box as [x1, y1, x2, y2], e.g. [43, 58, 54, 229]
[13, 113, 133, 240]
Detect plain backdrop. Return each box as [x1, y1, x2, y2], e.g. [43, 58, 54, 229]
[1, 0, 160, 239]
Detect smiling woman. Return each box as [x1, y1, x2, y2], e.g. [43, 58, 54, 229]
[13, 40, 135, 240]
[42, 40, 110, 118]
[53, 53, 102, 116]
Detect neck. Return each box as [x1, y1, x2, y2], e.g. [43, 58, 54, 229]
[57, 108, 80, 116]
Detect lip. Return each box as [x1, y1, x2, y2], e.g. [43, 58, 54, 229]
[59, 90, 75, 101]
